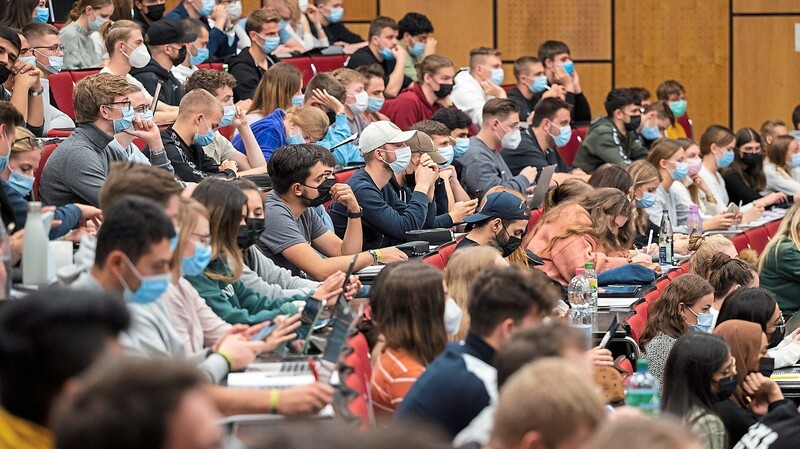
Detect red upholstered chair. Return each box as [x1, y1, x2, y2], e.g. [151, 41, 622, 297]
[765, 220, 781, 239]
[68, 69, 100, 83]
[643, 287, 661, 304]
[422, 240, 458, 271]
[745, 227, 770, 253]
[342, 333, 373, 429]
[48, 72, 76, 119]
[677, 114, 693, 139]
[309, 54, 348, 74]
[730, 233, 750, 253]
[34, 143, 59, 200]
[46, 129, 72, 138]
[285, 56, 315, 86]
[335, 166, 361, 184]
[628, 301, 649, 343]
[558, 125, 588, 167]
[218, 126, 235, 141]
[53, 22, 65, 30]
[526, 209, 542, 233]
[196, 62, 224, 71]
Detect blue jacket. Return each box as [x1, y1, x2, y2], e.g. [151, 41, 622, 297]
[233, 109, 286, 161]
[165, 4, 237, 60]
[2, 180, 80, 239]
[395, 332, 497, 438]
[317, 114, 360, 167]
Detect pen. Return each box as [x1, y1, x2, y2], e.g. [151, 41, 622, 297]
[646, 229, 654, 253]
[308, 357, 319, 381]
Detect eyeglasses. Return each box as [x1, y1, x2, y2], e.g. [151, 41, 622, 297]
[191, 233, 212, 246]
[773, 317, 786, 331]
[13, 136, 39, 148]
[33, 44, 65, 53]
[104, 101, 132, 112]
[19, 47, 33, 57]
[133, 104, 149, 114]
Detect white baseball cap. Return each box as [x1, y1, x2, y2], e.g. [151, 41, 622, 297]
[358, 121, 417, 156]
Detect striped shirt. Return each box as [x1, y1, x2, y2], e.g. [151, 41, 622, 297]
[370, 348, 425, 418]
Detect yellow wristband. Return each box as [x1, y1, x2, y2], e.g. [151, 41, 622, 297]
[269, 388, 280, 414]
[375, 249, 382, 264]
[216, 350, 234, 370]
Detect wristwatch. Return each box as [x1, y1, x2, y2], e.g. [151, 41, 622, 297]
[28, 87, 44, 97]
[347, 207, 363, 219]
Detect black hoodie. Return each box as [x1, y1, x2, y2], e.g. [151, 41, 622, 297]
[130, 59, 184, 106]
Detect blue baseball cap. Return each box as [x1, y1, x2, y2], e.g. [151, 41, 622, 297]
[464, 192, 531, 223]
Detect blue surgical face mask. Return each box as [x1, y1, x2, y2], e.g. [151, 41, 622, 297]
[113, 106, 135, 133]
[641, 123, 661, 140]
[636, 191, 657, 209]
[366, 96, 384, 113]
[379, 46, 394, 61]
[670, 161, 689, 181]
[261, 36, 280, 54]
[190, 47, 209, 66]
[287, 130, 305, 144]
[669, 99, 687, 118]
[488, 67, 504, 85]
[291, 94, 305, 107]
[7, 170, 35, 197]
[89, 14, 107, 31]
[717, 150, 735, 169]
[194, 116, 215, 146]
[454, 137, 470, 157]
[548, 123, 572, 148]
[437, 145, 455, 168]
[34, 6, 49, 23]
[119, 255, 171, 305]
[278, 19, 288, 30]
[688, 307, 713, 333]
[197, 0, 215, 16]
[385, 146, 412, 173]
[789, 153, 800, 169]
[219, 105, 236, 127]
[327, 6, 344, 23]
[561, 60, 574, 76]
[409, 39, 425, 57]
[0, 134, 9, 173]
[137, 110, 154, 123]
[182, 241, 212, 276]
[43, 55, 63, 73]
[528, 75, 548, 94]
[18, 56, 36, 66]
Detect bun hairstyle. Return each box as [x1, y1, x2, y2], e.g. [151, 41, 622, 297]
[68, 0, 113, 23]
[687, 234, 736, 277]
[706, 253, 756, 299]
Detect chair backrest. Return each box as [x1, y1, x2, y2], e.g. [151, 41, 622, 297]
[628, 301, 649, 343]
[422, 240, 458, 271]
[69, 69, 100, 83]
[677, 114, 693, 139]
[34, 143, 60, 200]
[196, 62, 224, 71]
[309, 54, 348, 74]
[558, 125, 588, 167]
[218, 125, 235, 141]
[730, 233, 750, 253]
[48, 72, 76, 119]
[745, 227, 770, 254]
[342, 332, 373, 429]
[765, 219, 781, 239]
[284, 56, 315, 86]
[335, 167, 361, 184]
[526, 208, 543, 233]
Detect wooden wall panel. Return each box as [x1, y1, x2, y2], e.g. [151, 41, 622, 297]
[340, 1, 377, 21]
[732, 17, 800, 131]
[378, 0, 494, 69]
[615, 0, 729, 137]
[497, 0, 611, 61]
[574, 63, 612, 120]
[343, 23, 370, 41]
[733, 0, 800, 14]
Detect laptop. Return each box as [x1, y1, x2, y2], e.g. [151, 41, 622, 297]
[526, 164, 556, 210]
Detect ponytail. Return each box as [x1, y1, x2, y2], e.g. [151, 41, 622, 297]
[67, 0, 113, 24]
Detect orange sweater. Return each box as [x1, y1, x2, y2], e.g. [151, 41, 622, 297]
[370, 348, 425, 419]
[528, 203, 631, 286]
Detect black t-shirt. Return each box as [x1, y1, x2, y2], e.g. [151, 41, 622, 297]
[507, 87, 541, 122]
[346, 46, 412, 93]
[733, 400, 800, 449]
[501, 127, 572, 177]
[455, 236, 481, 251]
[322, 22, 364, 44]
[722, 170, 764, 206]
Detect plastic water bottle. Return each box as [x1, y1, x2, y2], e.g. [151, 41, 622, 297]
[658, 209, 673, 268]
[584, 262, 598, 312]
[568, 268, 593, 344]
[625, 359, 660, 416]
[0, 217, 11, 299]
[22, 202, 55, 286]
[687, 204, 703, 237]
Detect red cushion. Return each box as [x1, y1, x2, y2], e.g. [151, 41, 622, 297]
[284, 57, 315, 87]
[526, 209, 543, 233]
[309, 54, 348, 75]
[765, 220, 781, 239]
[53, 22, 65, 30]
[218, 125, 235, 141]
[745, 227, 770, 253]
[47, 129, 72, 138]
[628, 301, 649, 343]
[677, 113, 693, 140]
[558, 126, 588, 167]
[422, 241, 458, 271]
[35, 143, 59, 200]
[335, 167, 360, 184]
[644, 288, 660, 304]
[48, 72, 76, 119]
[196, 62, 224, 71]
[68, 69, 100, 83]
[730, 233, 750, 253]
[343, 333, 372, 429]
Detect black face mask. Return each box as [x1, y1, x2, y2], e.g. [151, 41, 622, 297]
[237, 217, 266, 249]
[301, 178, 335, 208]
[715, 374, 738, 401]
[741, 153, 762, 168]
[625, 115, 641, 132]
[769, 326, 785, 348]
[143, 3, 165, 21]
[495, 226, 523, 258]
[0, 64, 11, 85]
[759, 357, 775, 377]
[434, 82, 454, 99]
[170, 45, 187, 66]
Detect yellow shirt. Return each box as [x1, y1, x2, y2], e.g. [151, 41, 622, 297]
[0, 407, 54, 449]
[665, 124, 687, 139]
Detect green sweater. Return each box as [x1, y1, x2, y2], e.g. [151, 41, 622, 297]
[185, 258, 306, 325]
[760, 237, 800, 314]
[572, 116, 648, 173]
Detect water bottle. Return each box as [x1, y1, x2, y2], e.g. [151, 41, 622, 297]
[0, 217, 11, 299]
[568, 268, 593, 344]
[687, 204, 703, 237]
[625, 359, 660, 416]
[584, 262, 598, 312]
[22, 202, 55, 286]
[658, 209, 673, 268]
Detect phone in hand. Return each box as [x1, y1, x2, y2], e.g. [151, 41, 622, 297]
[300, 298, 324, 325]
[250, 323, 277, 342]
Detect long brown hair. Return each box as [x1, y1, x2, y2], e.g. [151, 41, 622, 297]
[627, 160, 660, 236]
[765, 135, 797, 173]
[370, 262, 447, 366]
[445, 246, 504, 342]
[676, 137, 704, 205]
[68, 0, 113, 23]
[640, 274, 714, 347]
[172, 197, 209, 277]
[699, 124, 735, 157]
[646, 138, 684, 175]
[249, 62, 303, 116]
[722, 128, 766, 192]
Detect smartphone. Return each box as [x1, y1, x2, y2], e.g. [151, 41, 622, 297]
[599, 316, 620, 349]
[341, 254, 358, 292]
[725, 202, 740, 215]
[250, 323, 277, 342]
[474, 189, 484, 200]
[300, 298, 324, 325]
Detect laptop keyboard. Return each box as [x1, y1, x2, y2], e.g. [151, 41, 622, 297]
[280, 361, 311, 373]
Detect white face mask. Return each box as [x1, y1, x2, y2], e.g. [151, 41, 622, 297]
[227, 1, 242, 21]
[298, 0, 309, 13]
[125, 44, 151, 69]
[444, 297, 463, 335]
[497, 123, 521, 149]
[348, 90, 369, 114]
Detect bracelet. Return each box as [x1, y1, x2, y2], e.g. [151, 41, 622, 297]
[216, 349, 234, 370]
[375, 249, 382, 264]
[269, 388, 280, 414]
[347, 207, 363, 219]
[368, 249, 378, 265]
[28, 87, 43, 97]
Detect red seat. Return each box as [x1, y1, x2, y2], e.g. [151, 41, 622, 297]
[628, 301, 649, 343]
[47, 129, 72, 138]
[309, 54, 348, 75]
[677, 114, 693, 140]
[730, 233, 749, 253]
[422, 240, 458, 271]
[218, 125, 235, 141]
[34, 143, 59, 200]
[342, 333, 373, 429]
[526, 209, 542, 233]
[745, 227, 770, 253]
[68, 69, 100, 83]
[284, 56, 315, 86]
[558, 126, 588, 167]
[502, 84, 515, 93]
[53, 22, 65, 30]
[49, 72, 77, 119]
[643, 287, 660, 304]
[196, 62, 224, 71]
[765, 220, 781, 239]
[335, 167, 361, 184]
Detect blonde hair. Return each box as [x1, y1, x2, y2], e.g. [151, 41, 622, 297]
[11, 127, 41, 155]
[627, 160, 660, 236]
[172, 197, 209, 275]
[284, 106, 330, 141]
[101, 19, 140, 55]
[68, 0, 113, 23]
[489, 358, 606, 449]
[177, 89, 223, 119]
[758, 202, 800, 274]
[585, 417, 699, 449]
[330, 67, 367, 88]
[445, 246, 503, 341]
[688, 234, 736, 276]
[73, 73, 135, 124]
[481, 186, 531, 267]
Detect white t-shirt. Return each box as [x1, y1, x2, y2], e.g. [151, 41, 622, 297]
[99, 67, 153, 103]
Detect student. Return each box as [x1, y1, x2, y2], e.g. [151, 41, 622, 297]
[644, 138, 688, 233]
[0, 290, 130, 449]
[242, 61, 302, 124]
[184, 70, 267, 174]
[628, 160, 661, 249]
[170, 18, 208, 85]
[764, 135, 800, 197]
[345, 16, 410, 99]
[130, 18, 196, 106]
[0, 27, 44, 136]
[529, 187, 651, 286]
[20, 23, 75, 133]
[541, 177, 593, 211]
[706, 253, 758, 327]
[395, 265, 559, 438]
[430, 107, 472, 158]
[300, 73, 359, 159]
[330, 67, 369, 161]
[38, 73, 166, 207]
[451, 47, 507, 129]
[586, 417, 703, 449]
[5, 127, 102, 239]
[236, 104, 329, 163]
[60, 0, 112, 69]
[758, 204, 800, 314]
[573, 87, 647, 173]
[537, 40, 591, 124]
[507, 55, 565, 122]
[55, 359, 223, 449]
[164, 0, 237, 60]
[380, 54, 454, 131]
[398, 12, 435, 82]
[263, 0, 327, 52]
[0, 0, 38, 28]
[229, 9, 281, 102]
[328, 121, 439, 249]
[460, 98, 538, 196]
[714, 320, 787, 446]
[152, 89, 239, 183]
[457, 191, 529, 253]
[315, 0, 366, 54]
[259, 144, 408, 279]
[445, 246, 507, 342]
[761, 119, 789, 147]
[697, 125, 735, 208]
[792, 104, 800, 141]
[370, 263, 447, 418]
[356, 64, 389, 123]
[588, 163, 633, 192]
[131, 0, 165, 34]
[409, 119, 472, 212]
[0, 102, 24, 231]
[662, 332, 732, 449]
[641, 274, 715, 385]
[656, 79, 690, 137]
[502, 97, 587, 182]
[723, 128, 788, 208]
